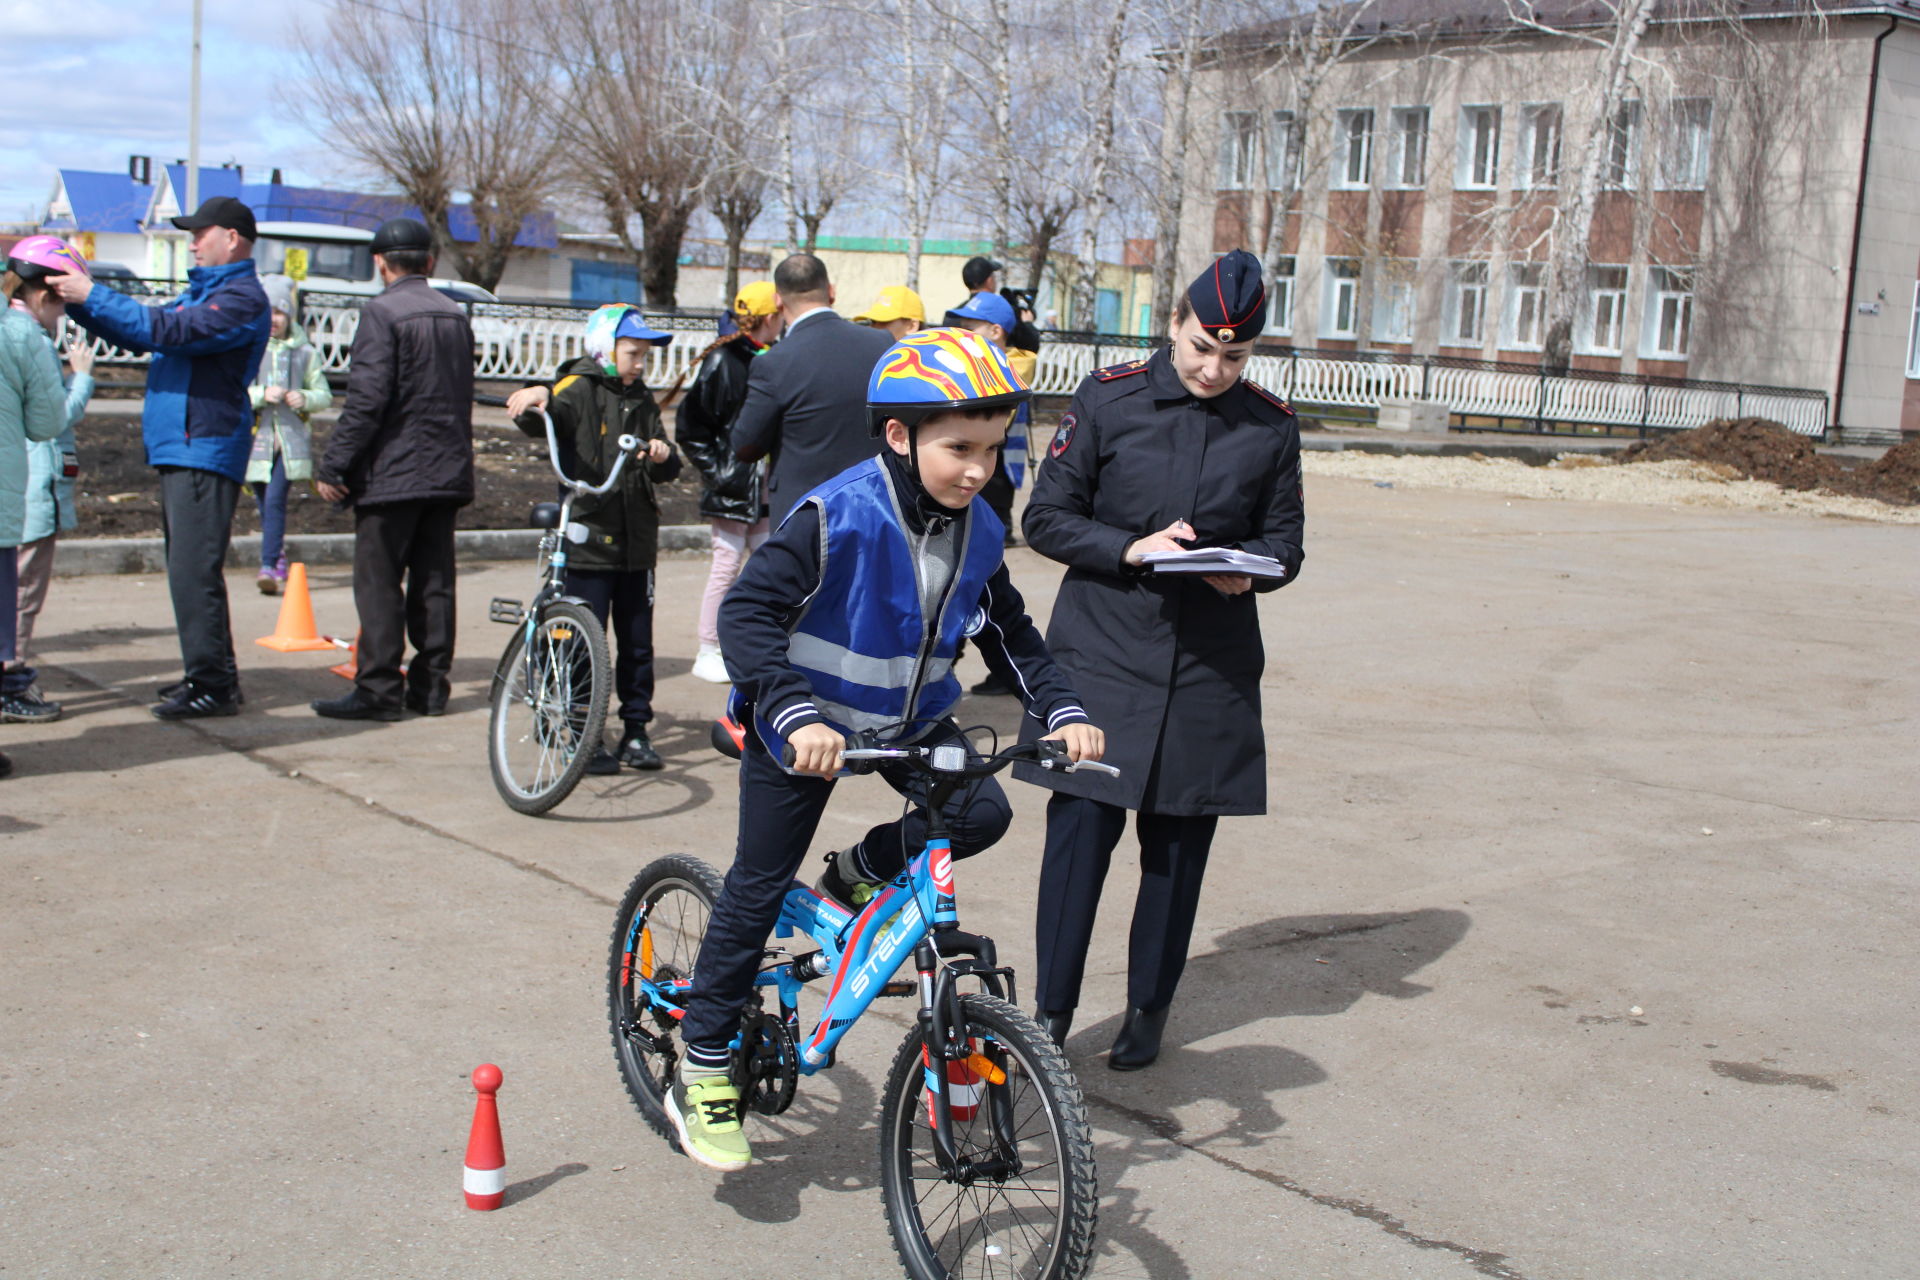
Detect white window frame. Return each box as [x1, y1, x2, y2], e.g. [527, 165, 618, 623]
[1517, 103, 1562, 190]
[1322, 258, 1362, 338]
[1442, 261, 1488, 348]
[1386, 107, 1429, 189]
[1456, 105, 1502, 190]
[1268, 111, 1302, 191]
[1502, 262, 1546, 351]
[1220, 110, 1259, 190]
[1908, 280, 1920, 378]
[1642, 266, 1694, 359]
[1264, 257, 1297, 336]
[1604, 101, 1643, 189]
[1579, 265, 1630, 356]
[1333, 109, 1374, 189]
[1657, 98, 1712, 191]
[1372, 261, 1416, 342]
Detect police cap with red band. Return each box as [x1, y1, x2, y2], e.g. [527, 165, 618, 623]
[1188, 248, 1267, 343]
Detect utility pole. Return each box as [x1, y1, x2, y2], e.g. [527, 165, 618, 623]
[187, 0, 203, 212]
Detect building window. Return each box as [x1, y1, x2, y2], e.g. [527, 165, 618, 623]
[1643, 266, 1693, 358]
[1265, 257, 1297, 336]
[1604, 101, 1642, 188]
[1323, 258, 1361, 338]
[1659, 98, 1712, 190]
[1268, 111, 1302, 190]
[1580, 265, 1629, 355]
[1518, 103, 1562, 189]
[1334, 109, 1373, 189]
[1456, 105, 1501, 189]
[1372, 262, 1416, 342]
[1220, 111, 1259, 190]
[1387, 107, 1428, 188]
[1443, 261, 1488, 347]
[1503, 262, 1546, 350]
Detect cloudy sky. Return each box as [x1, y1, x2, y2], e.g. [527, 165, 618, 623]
[0, 0, 348, 222]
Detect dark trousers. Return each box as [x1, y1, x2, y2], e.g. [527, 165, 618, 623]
[679, 724, 1012, 1061]
[1034, 793, 1219, 1015]
[351, 500, 458, 707]
[564, 567, 655, 729]
[157, 466, 240, 692]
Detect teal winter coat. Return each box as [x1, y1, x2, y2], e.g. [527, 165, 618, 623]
[0, 308, 69, 547]
[20, 323, 92, 541]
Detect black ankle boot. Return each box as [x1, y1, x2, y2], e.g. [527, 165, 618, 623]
[1108, 1006, 1170, 1071]
[1039, 1009, 1073, 1047]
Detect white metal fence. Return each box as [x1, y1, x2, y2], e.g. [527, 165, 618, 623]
[78, 291, 1829, 438]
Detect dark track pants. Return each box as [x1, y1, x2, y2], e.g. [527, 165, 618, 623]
[1033, 793, 1219, 1015]
[563, 567, 655, 729]
[679, 725, 1012, 1063]
[351, 499, 458, 708]
[157, 466, 241, 693]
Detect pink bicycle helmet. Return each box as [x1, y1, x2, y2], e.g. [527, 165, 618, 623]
[7, 235, 90, 280]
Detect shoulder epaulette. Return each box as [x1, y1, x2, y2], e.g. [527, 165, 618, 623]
[1091, 358, 1149, 382]
[1244, 378, 1292, 414]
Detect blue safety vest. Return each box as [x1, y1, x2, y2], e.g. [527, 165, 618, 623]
[747, 457, 1005, 766]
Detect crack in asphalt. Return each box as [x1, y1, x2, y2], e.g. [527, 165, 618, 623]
[50, 662, 618, 908]
[1085, 1090, 1530, 1280]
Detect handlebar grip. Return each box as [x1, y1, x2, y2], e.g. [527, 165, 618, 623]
[616, 434, 641, 453]
[475, 393, 509, 407]
[782, 744, 797, 769]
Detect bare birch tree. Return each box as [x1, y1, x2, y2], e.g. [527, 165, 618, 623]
[886, 0, 962, 288]
[1069, 0, 1134, 328]
[1148, 0, 1210, 333]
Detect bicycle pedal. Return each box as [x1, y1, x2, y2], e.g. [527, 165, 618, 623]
[488, 597, 524, 624]
[879, 980, 916, 997]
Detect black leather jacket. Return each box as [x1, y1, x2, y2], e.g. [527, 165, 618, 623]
[675, 337, 766, 523]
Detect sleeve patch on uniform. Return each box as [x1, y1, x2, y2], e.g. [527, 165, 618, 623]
[1050, 412, 1077, 457]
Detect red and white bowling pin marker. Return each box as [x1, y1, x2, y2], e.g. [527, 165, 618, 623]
[463, 1064, 506, 1210]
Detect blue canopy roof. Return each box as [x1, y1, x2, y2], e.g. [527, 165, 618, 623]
[45, 170, 153, 235]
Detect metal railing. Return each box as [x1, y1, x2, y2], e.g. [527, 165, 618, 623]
[77, 286, 1831, 438]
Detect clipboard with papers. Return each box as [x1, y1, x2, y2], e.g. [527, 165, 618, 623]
[1139, 547, 1289, 581]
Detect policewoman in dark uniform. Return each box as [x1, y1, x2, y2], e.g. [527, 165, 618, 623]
[1016, 249, 1304, 1070]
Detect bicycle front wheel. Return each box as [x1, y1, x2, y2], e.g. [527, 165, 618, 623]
[487, 599, 608, 815]
[880, 994, 1098, 1280]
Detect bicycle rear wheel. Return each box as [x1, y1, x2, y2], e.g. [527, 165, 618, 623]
[880, 994, 1098, 1280]
[488, 599, 607, 815]
[607, 854, 726, 1149]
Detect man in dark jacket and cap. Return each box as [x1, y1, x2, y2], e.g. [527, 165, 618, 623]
[312, 218, 475, 720]
[1018, 248, 1304, 1070]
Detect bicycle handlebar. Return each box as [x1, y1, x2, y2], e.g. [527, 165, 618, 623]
[785, 732, 1119, 779]
[480, 397, 642, 497]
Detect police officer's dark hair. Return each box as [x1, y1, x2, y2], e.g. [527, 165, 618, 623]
[380, 247, 432, 277]
[773, 253, 830, 300]
[1173, 293, 1193, 326]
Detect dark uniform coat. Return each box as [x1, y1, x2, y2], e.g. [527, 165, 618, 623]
[1015, 348, 1304, 816]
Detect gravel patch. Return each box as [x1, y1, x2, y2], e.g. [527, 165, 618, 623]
[1302, 451, 1920, 525]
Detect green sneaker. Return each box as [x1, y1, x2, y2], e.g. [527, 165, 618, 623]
[668, 1065, 751, 1172]
[816, 850, 881, 912]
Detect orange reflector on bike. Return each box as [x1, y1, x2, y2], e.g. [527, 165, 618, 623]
[640, 927, 654, 979]
[552, 627, 574, 640]
[965, 1053, 1006, 1085]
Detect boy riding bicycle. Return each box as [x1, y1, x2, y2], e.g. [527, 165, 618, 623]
[670, 328, 1105, 1171]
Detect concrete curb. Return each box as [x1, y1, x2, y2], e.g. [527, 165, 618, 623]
[52, 524, 714, 578]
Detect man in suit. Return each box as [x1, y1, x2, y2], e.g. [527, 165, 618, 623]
[732, 254, 893, 525]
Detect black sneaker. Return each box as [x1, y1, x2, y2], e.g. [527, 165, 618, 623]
[0, 685, 63, 723]
[584, 745, 621, 776]
[618, 729, 663, 771]
[158, 678, 244, 706]
[153, 681, 241, 720]
[310, 691, 403, 722]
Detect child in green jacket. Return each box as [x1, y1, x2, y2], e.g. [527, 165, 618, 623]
[247, 276, 332, 594]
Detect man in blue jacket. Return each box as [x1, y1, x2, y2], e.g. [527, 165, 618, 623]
[55, 196, 271, 718]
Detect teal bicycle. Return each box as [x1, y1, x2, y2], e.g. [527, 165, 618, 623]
[608, 732, 1115, 1280]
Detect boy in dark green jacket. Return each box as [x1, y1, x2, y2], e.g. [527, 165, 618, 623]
[513, 304, 681, 771]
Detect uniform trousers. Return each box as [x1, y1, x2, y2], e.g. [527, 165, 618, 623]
[679, 723, 1012, 1065]
[564, 566, 656, 729]
[1033, 793, 1219, 1015]
[351, 499, 458, 708]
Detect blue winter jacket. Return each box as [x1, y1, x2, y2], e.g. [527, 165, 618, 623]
[70, 259, 271, 482]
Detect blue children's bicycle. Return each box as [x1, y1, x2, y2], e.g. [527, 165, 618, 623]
[607, 732, 1116, 1280]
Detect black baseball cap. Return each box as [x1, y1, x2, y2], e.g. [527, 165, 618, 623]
[370, 217, 434, 255]
[171, 196, 257, 241]
[961, 256, 1003, 290]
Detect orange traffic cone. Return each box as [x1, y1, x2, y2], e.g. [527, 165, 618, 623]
[329, 633, 359, 680]
[464, 1064, 506, 1210]
[255, 563, 335, 652]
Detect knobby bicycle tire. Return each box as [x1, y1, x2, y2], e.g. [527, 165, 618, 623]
[607, 855, 727, 1151]
[487, 599, 608, 815]
[880, 993, 1099, 1280]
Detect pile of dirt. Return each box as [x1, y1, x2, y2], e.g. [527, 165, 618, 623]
[1617, 418, 1916, 506]
[69, 416, 704, 540]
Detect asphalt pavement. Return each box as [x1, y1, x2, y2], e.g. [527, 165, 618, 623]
[2, 476, 1915, 1279]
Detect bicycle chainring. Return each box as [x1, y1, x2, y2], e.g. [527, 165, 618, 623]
[737, 1007, 800, 1116]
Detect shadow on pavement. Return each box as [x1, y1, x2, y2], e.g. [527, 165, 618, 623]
[710, 1066, 881, 1223]
[502, 1161, 589, 1206]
